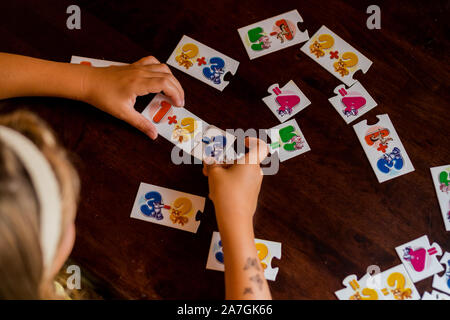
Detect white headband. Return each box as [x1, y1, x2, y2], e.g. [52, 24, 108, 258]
[0, 125, 62, 272]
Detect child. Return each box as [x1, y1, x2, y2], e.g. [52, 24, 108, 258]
[0, 53, 271, 300]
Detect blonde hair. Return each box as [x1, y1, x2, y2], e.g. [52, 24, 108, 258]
[0, 110, 80, 299]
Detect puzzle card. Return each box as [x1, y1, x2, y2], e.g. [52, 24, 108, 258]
[130, 182, 206, 233]
[335, 273, 382, 300]
[335, 264, 420, 300]
[266, 119, 310, 162]
[191, 125, 236, 164]
[206, 231, 281, 281]
[167, 35, 239, 91]
[430, 165, 450, 231]
[141, 93, 208, 156]
[70, 55, 127, 67]
[376, 264, 420, 300]
[432, 251, 450, 295]
[262, 80, 311, 123]
[353, 114, 414, 183]
[422, 290, 450, 300]
[300, 25, 372, 86]
[395, 235, 443, 283]
[328, 81, 377, 124]
[237, 9, 309, 60]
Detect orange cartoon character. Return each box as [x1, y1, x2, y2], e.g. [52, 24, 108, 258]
[365, 126, 393, 153]
[175, 43, 199, 70]
[169, 197, 193, 226]
[309, 40, 325, 58]
[333, 52, 359, 77]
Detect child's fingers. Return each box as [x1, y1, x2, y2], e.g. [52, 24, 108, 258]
[238, 137, 269, 165]
[133, 56, 160, 66]
[123, 110, 158, 140]
[140, 76, 184, 107]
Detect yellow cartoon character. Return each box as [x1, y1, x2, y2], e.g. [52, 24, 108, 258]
[334, 58, 349, 76]
[169, 197, 192, 226]
[171, 124, 190, 143]
[175, 43, 199, 69]
[334, 52, 358, 77]
[309, 40, 325, 58]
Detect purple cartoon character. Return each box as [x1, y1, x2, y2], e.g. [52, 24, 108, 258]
[203, 57, 225, 85]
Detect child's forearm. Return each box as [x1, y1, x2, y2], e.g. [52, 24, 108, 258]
[217, 213, 272, 300]
[0, 53, 89, 101]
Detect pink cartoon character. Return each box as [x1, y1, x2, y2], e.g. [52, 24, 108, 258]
[288, 135, 304, 150]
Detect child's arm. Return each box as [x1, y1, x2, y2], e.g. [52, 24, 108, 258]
[0, 53, 184, 139]
[203, 138, 272, 300]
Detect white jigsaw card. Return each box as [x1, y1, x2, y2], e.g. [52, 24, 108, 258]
[70, 55, 127, 67]
[191, 125, 236, 164]
[422, 290, 450, 300]
[262, 80, 311, 123]
[395, 235, 444, 283]
[432, 251, 450, 295]
[141, 93, 208, 158]
[266, 118, 310, 162]
[130, 182, 206, 233]
[430, 165, 450, 231]
[206, 231, 281, 281]
[237, 9, 309, 60]
[300, 25, 372, 86]
[335, 264, 420, 300]
[167, 35, 239, 91]
[328, 81, 377, 124]
[353, 114, 414, 183]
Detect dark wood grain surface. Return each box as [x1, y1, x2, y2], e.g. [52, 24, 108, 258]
[0, 0, 449, 299]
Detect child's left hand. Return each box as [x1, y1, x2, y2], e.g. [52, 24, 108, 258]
[83, 56, 185, 139]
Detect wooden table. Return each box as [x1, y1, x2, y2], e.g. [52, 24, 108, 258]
[0, 0, 449, 299]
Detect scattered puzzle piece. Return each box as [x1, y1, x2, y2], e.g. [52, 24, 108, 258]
[430, 165, 450, 231]
[432, 251, 450, 295]
[395, 235, 444, 283]
[206, 231, 281, 281]
[328, 81, 377, 124]
[353, 114, 415, 183]
[237, 9, 309, 60]
[130, 182, 206, 233]
[167, 35, 239, 91]
[266, 118, 311, 162]
[300, 25, 372, 86]
[262, 80, 311, 123]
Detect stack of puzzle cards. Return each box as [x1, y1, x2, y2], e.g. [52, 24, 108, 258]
[262, 80, 311, 123]
[206, 231, 281, 281]
[266, 118, 310, 162]
[167, 35, 239, 91]
[70, 55, 127, 67]
[141, 93, 236, 163]
[430, 165, 450, 231]
[335, 264, 420, 300]
[300, 25, 372, 86]
[328, 81, 377, 124]
[237, 9, 309, 60]
[353, 114, 414, 183]
[130, 182, 206, 233]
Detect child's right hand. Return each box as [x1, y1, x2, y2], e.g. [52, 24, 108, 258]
[203, 137, 269, 228]
[83, 56, 184, 140]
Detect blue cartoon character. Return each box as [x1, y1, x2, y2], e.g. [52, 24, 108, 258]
[446, 260, 450, 289]
[203, 57, 225, 85]
[140, 191, 168, 220]
[202, 135, 227, 160]
[377, 147, 404, 174]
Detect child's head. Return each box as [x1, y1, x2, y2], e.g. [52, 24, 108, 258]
[0, 110, 80, 299]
